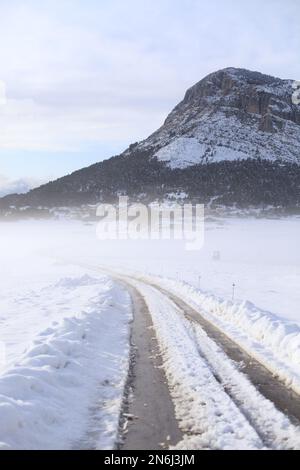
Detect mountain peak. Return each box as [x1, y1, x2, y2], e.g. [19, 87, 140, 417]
[182, 67, 287, 105]
[134, 66, 299, 168]
[211, 67, 283, 83]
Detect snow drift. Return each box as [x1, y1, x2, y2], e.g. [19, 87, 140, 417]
[0, 275, 132, 450]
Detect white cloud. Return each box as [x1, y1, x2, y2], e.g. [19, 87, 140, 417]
[0, 80, 6, 106]
[0, 95, 168, 152]
[0, 0, 299, 154]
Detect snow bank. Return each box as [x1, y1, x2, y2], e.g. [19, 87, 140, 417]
[0, 275, 132, 450]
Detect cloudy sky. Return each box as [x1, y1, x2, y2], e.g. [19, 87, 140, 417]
[0, 0, 299, 193]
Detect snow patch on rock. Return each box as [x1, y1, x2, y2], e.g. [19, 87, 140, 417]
[154, 137, 207, 169]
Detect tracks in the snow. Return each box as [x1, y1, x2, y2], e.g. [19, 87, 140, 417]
[115, 273, 300, 450]
[149, 281, 300, 427]
[117, 281, 182, 450]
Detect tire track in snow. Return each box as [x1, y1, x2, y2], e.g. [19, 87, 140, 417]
[189, 322, 300, 449]
[117, 281, 182, 450]
[134, 277, 300, 449]
[150, 281, 300, 426]
[112, 273, 300, 449]
[126, 278, 264, 449]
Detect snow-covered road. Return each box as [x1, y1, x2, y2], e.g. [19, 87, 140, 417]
[102, 269, 300, 450]
[1, 262, 300, 450]
[1, 219, 300, 450]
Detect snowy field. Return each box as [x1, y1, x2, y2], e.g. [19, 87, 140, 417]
[15, 216, 298, 322]
[0, 215, 300, 448]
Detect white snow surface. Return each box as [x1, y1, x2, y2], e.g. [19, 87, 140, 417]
[154, 135, 251, 169]
[0, 267, 132, 449]
[154, 137, 207, 169]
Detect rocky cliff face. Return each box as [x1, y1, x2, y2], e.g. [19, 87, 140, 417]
[1, 68, 300, 215]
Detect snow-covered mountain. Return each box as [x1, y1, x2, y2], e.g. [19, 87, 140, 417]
[134, 67, 300, 168]
[1, 68, 300, 215]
